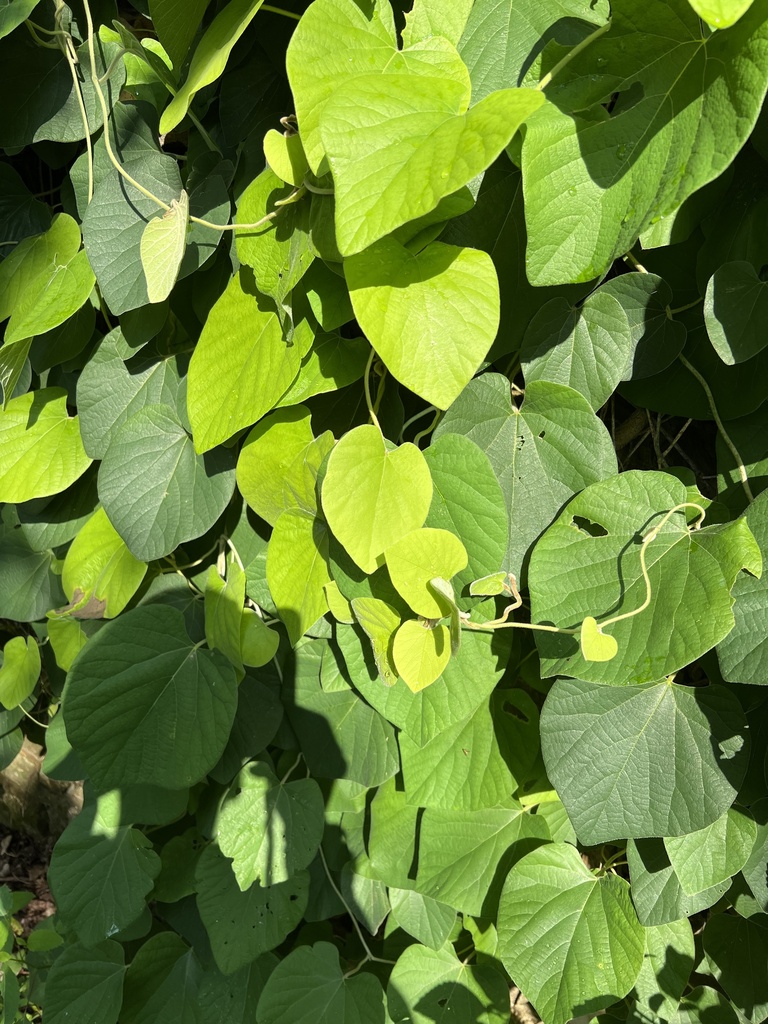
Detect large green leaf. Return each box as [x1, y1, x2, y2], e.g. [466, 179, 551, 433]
[0, 389, 91, 503]
[718, 489, 768, 684]
[255, 941, 388, 1024]
[387, 944, 509, 1024]
[704, 913, 768, 1023]
[664, 807, 757, 894]
[541, 678, 750, 844]
[98, 404, 236, 561]
[529, 471, 760, 684]
[187, 269, 302, 453]
[497, 843, 645, 1024]
[416, 804, 549, 916]
[215, 760, 324, 888]
[521, 0, 768, 284]
[76, 329, 182, 460]
[321, 424, 433, 574]
[387, 888, 455, 950]
[196, 844, 309, 975]
[148, 0, 212, 70]
[43, 941, 125, 1024]
[346, 239, 499, 408]
[322, 60, 543, 255]
[626, 838, 733, 927]
[435, 373, 617, 577]
[48, 791, 160, 946]
[63, 606, 239, 790]
[631, 919, 695, 1023]
[159, 0, 265, 133]
[0, 0, 43, 40]
[705, 261, 768, 365]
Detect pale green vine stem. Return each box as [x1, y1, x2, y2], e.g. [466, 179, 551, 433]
[412, 408, 442, 447]
[398, 405, 437, 442]
[262, 4, 300, 18]
[81, 0, 299, 230]
[537, 19, 612, 91]
[678, 353, 754, 502]
[363, 348, 382, 433]
[55, 0, 94, 203]
[279, 752, 302, 785]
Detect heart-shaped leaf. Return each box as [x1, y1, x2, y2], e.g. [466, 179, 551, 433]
[385, 527, 467, 618]
[140, 190, 189, 304]
[579, 616, 618, 662]
[392, 619, 451, 692]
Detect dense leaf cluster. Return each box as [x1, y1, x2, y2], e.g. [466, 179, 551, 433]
[0, 0, 767, 1021]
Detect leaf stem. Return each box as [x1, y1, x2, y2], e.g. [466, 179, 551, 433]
[412, 408, 442, 447]
[57, 4, 94, 203]
[317, 846, 393, 972]
[398, 405, 437, 442]
[262, 4, 301, 19]
[537, 19, 612, 91]
[363, 348, 382, 433]
[678, 353, 754, 502]
[279, 752, 302, 785]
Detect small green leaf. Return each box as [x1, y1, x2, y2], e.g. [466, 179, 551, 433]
[469, 572, 507, 596]
[579, 615, 618, 662]
[205, 561, 247, 673]
[497, 843, 645, 1024]
[263, 129, 309, 187]
[321, 424, 432, 574]
[704, 913, 768, 1023]
[664, 807, 758, 894]
[148, 0, 213, 70]
[240, 609, 280, 668]
[688, 0, 754, 27]
[392, 619, 451, 693]
[385, 527, 467, 618]
[266, 511, 331, 646]
[159, 0, 266, 134]
[351, 596, 401, 686]
[0, 635, 40, 709]
[140, 190, 189, 303]
[346, 239, 499, 409]
[0, 388, 91, 503]
[387, 888, 455, 951]
[705, 261, 768, 365]
[215, 760, 324, 888]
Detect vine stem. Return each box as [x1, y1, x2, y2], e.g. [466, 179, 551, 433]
[363, 348, 381, 433]
[279, 752, 302, 785]
[398, 405, 437, 442]
[316, 846, 394, 977]
[412, 408, 442, 447]
[678, 353, 754, 502]
[262, 4, 300, 18]
[537, 19, 612, 91]
[81, 0, 299, 231]
[55, 0, 94, 203]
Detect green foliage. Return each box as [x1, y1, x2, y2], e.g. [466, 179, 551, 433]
[0, 0, 767, 1022]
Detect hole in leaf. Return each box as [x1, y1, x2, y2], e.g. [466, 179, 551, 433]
[572, 515, 608, 537]
[538, 430, 546, 439]
[437, 999, 448, 1008]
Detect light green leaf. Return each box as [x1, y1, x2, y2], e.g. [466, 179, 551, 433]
[393, 619, 451, 693]
[196, 844, 309, 975]
[665, 807, 757, 894]
[98, 404, 236, 561]
[435, 374, 617, 578]
[255, 941, 388, 1024]
[688, 0, 755, 27]
[0, 388, 91, 503]
[530, 471, 759, 684]
[469, 572, 507, 597]
[417, 806, 548, 921]
[497, 843, 645, 1024]
[0, 635, 39, 709]
[60, 507, 147, 620]
[627, 838, 733, 927]
[140, 190, 189, 303]
[43, 941, 124, 1024]
[705, 261, 768, 365]
[704, 913, 768, 1023]
[346, 239, 499, 409]
[215, 761, 324, 888]
[321, 63, 543, 254]
[205, 561, 246, 673]
[285, 0, 398, 174]
[47, 617, 89, 673]
[351, 597, 401, 686]
[48, 791, 160, 946]
[717, 487, 768, 684]
[63, 606, 239, 790]
[240, 610, 280, 669]
[340, 861, 390, 934]
[402, 0, 474, 47]
[387, 944, 509, 1024]
[0, 0, 43, 40]
[267, 511, 331, 646]
[580, 616, 618, 663]
[388, 888, 455, 951]
[385, 527, 467, 618]
[159, 0, 266, 134]
[672, 986, 743, 1024]
[275, 332, 369, 408]
[188, 269, 301, 453]
[541, 678, 750, 844]
[148, 0, 212, 70]
[520, 286, 636, 411]
[236, 406, 332, 526]
[236, 169, 314, 309]
[0, 337, 31, 410]
[286, 639, 399, 788]
[631, 919, 695, 1023]
[263, 129, 309, 187]
[522, 0, 768, 284]
[321, 423, 432, 574]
